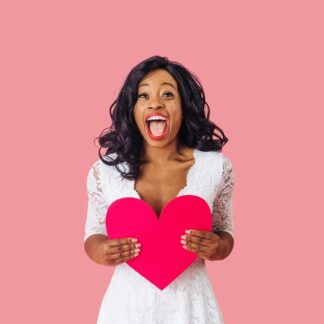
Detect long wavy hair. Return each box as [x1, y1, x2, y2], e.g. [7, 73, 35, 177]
[95, 55, 228, 180]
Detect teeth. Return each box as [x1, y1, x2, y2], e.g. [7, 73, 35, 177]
[146, 115, 167, 122]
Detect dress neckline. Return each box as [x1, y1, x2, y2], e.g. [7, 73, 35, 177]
[131, 148, 199, 218]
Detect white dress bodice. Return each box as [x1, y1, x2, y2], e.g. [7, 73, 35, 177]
[84, 148, 235, 324]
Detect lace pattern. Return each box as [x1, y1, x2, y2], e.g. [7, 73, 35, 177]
[84, 160, 108, 242]
[97, 258, 224, 324]
[212, 156, 235, 237]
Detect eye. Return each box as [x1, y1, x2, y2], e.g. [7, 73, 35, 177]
[163, 91, 174, 97]
[138, 93, 148, 99]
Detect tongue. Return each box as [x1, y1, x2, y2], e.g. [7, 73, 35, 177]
[149, 121, 166, 136]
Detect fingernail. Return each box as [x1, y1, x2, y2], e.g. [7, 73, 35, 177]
[135, 243, 141, 248]
[181, 240, 186, 244]
[132, 238, 138, 243]
[185, 230, 191, 234]
[181, 235, 186, 239]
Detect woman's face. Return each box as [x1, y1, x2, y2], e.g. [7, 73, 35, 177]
[133, 69, 183, 147]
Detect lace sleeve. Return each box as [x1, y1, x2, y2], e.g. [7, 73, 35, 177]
[212, 156, 235, 238]
[84, 160, 108, 242]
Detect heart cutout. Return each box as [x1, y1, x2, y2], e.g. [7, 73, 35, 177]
[106, 195, 212, 290]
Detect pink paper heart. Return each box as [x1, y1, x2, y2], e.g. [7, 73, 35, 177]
[106, 195, 212, 290]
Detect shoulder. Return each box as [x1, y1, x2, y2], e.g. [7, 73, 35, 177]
[87, 159, 101, 180]
[196, 149, 234, 181]
[86, 159, 103, 193]
[87, 152, 124, 183]
[197, 149, 233, 168]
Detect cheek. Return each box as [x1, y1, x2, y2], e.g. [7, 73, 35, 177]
[133, 106, 144, 129]
[168, 115, 182, 137]
[175, 116, 183, 129]
[171, 110, 183, 126]
[133, 105, 139, 120]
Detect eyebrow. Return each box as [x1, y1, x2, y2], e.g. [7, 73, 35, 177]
[138, 82, 177, 90]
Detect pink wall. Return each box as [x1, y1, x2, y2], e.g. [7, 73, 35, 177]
[1, 0, 323, 323]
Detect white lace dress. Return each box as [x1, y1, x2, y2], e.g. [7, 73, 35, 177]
[84, 148, 235, 324]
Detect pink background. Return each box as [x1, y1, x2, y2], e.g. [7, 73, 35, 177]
[1, 0, 323, 323]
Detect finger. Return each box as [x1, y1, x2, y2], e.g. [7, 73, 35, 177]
[115, 249, 140, 263]
[108, 238, 138, 247]
[109, 249, 139, 263]
[185, 240, 210, 252]
[109, 242, 141, 255]
[185, 239, 220, 260]
[102, 239, 136, 254]
[184, 235, 213, 247]
[185, 244, 211, 259]
[185, 229, 215, 240]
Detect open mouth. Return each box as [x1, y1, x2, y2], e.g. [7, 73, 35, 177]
[145, 119, 169, 139]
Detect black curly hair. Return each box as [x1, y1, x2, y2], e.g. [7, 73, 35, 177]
[95, 55, 228, 180]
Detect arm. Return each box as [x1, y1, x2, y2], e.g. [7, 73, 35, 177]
[211, 156, 235, 261]
[83, 160, 109, 264]
[84, 234, 109, 265]
[211, 230, 234, 260]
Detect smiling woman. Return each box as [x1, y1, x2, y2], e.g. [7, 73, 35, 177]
[135, 69, 182, 143]
[95, 55, 228, 180]
[84, 55, 235, 324]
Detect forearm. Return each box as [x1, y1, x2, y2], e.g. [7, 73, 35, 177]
[211, 230, 234, 261]
[84, 234, 108, 265]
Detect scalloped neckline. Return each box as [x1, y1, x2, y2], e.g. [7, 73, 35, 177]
[131, 148, 199, 218]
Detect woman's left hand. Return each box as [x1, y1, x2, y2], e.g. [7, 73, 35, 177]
[180, 229, 224, 261]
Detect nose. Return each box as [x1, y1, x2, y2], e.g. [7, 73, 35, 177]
[149, 103, 164, 110]
[148, 98, 164, 110]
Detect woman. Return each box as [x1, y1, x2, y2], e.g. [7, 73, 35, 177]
[84, 55, 235, 323]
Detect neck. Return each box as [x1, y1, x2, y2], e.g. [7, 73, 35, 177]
[140, 139, 186, 165]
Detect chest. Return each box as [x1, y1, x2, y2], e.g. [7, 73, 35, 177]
[134, 159, 195, 219]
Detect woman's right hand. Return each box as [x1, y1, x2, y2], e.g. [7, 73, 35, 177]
[98, 238, 141, 266]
